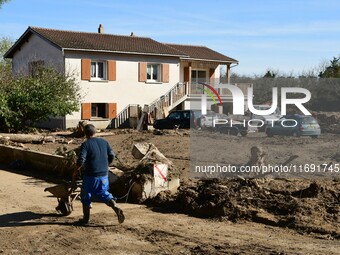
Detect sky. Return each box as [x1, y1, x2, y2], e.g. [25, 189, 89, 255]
[0, 0, 339, 76]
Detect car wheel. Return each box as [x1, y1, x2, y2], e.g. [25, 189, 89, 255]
[311, 135, 319, 139]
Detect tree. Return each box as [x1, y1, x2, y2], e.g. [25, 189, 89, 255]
[0, 67, 81, 132]
[319, 57, 340, 78]
[0, 36, 13, 65]
[263, 69, 277, 78]
[0, 0, 10, 8]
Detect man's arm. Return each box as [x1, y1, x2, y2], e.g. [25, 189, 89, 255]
[73, 142, 87, 180]
[107, 142, 116, 164]
[77, 142, 87, 166]
[72, 165, 82, 181]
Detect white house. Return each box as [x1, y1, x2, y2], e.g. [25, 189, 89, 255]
[5, 25, 250, 129]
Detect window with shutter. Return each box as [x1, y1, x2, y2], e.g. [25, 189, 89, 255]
[82, 103, 117, 119]
[90, 61, 106, 80]
[147, 63, 161, 82]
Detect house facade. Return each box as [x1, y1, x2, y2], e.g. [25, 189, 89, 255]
[5, 25, 250, 129]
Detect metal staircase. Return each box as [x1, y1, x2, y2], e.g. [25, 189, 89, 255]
[111, 83, 188, 128]
[148, 82, 189, 118]
[111, 104, 138, 128]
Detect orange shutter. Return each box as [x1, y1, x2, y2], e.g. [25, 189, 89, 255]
[107, 60, 116, 81]
[81, 103, 91, 119]
[81, 59, 91, 80]
[138, 62, 147, 82]
[184, 67, 190, 82]
[107, 103, 117, 118]
[209, 68, 215, 85]
[161, 64, 169, 83]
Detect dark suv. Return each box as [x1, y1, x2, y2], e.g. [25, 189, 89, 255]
[153, 110, 198, 129]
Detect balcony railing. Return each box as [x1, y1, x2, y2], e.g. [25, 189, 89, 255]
[189, 83, 252, 96]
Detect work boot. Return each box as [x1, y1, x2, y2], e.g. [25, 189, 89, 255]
[106, 199, 125, 224]
[78, 204, 90, 225]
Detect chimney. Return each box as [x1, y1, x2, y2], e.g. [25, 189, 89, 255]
[98, 24, 104, 34]
[130, 32, 135, 36]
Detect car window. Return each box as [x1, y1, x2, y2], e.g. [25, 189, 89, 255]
[183, 111, 191, 119]
[301, 117, 317, 124]
[192, 110, 202, 119]
[282, 120, 296, 126]
[168, 112, 181, 120]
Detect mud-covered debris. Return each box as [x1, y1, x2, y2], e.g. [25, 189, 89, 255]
[246, 146, 266, 167]
[153, 129, 164, 135]
[149, 178, 340, 237]
[132, 142, 152, 159]
[133, 143, 180, 178]
[291, 182, 322, 198]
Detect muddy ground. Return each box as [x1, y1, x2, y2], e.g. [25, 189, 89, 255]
[1, 123, 340, 254]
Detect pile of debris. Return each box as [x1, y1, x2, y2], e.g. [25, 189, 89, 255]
[151, 178, 340, 237]
[150, 146, 340, 237]
[109, 142, 180, 203]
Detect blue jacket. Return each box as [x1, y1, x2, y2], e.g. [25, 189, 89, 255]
[77, 137, 115, 177]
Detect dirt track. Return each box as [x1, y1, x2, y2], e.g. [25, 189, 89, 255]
[1, 169, 340, 255]
[1, 130, 340, 254]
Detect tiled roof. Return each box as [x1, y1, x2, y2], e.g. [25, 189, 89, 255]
[5, 26, 238, 63]
[31, 27, 187, 56]
[5, 27, 186, 58]
[166, 43, 238, 63]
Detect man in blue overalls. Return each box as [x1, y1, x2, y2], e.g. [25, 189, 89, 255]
[74, 124, 125, 224]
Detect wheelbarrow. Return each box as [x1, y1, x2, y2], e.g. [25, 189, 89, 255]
[44, 181, 81, 216]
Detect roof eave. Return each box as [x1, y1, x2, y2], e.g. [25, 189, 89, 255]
[4, 27, 32, 58]
[180, 57, 238, 64]
[63, 48, 188, 58]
